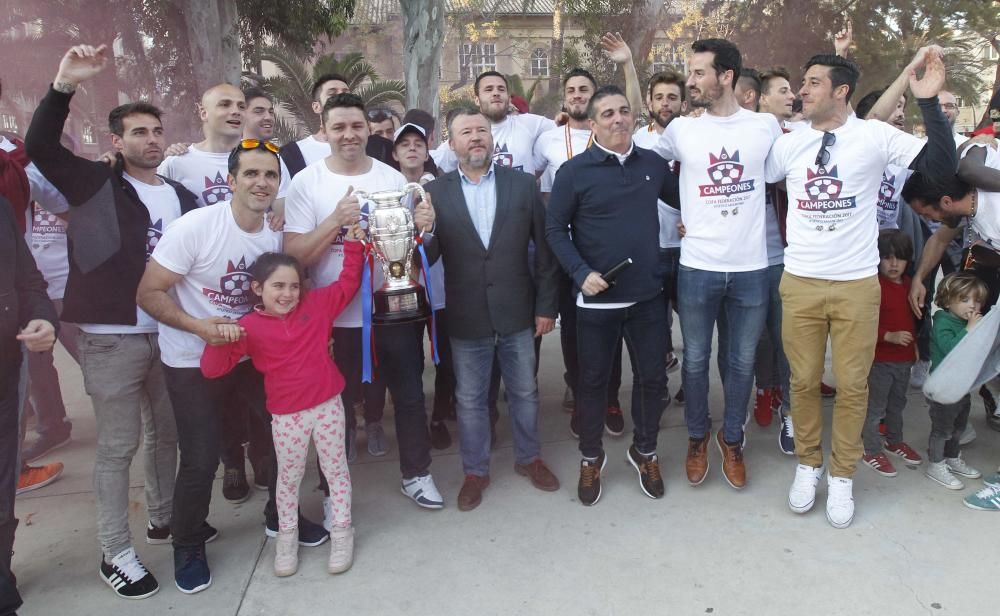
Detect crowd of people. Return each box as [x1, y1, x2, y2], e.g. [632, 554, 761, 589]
[2, 23, 1000, 615]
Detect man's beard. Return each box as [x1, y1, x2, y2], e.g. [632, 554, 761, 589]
[481, 104, 507, 123]
[567, 106, 589, 122]
[653, 111, 675, 128]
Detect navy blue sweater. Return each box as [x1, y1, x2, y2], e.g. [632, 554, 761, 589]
[545, 143, 680, 304]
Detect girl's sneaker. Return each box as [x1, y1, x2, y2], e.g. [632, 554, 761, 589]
[964, 484, 1000, 511]
[274, 528, 299, 577]
[945, 455, 981, 479]
[328, 526, 355, 574]
[925, 461, 964, 490]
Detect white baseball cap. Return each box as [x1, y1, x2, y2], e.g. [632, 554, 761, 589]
[393, 122, 427, 145]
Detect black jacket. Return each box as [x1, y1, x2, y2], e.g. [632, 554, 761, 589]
[1, 198, 57, 387]
[424, 165, 559, 339]
[25, 87, 199, 325]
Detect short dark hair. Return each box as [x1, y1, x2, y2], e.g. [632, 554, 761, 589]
[250, 252, 306, 293]
[586, 85, 628, 120]
[855, 87, 909, 120]
[804, 54, 861, 102]
[563, 67, 597, 91]
[108, 102, 163, 137]
[227, 142, 279, 175]
[402, 108, 435, 136]
[446, 106, 484, 136]
[691, 39, 742, 90]
[321, 92, 366, 125]
[759, 67, 791, 95]
[474, 70, 508, 95]
[366, 107, 394, 124]
[647, 69, 685, 102]
[311, 73, 350, 101]
[738, 68, 762, 98]
[242, 87, 272, 104]
[877, 229, 913, 261]
[901, 171, 974, 212]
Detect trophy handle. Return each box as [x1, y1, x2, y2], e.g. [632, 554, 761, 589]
[402, 182, 429, 235]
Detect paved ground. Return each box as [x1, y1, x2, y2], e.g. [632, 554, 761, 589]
[13, 329, 1000, 616]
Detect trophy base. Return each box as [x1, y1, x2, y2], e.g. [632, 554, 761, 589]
[373, 285, 430, 325]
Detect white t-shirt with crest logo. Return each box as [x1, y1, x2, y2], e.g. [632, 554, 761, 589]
[151, 202, 282, 367]
[653, 108, 783, 272]
[766, 116, 924, 280]
[433, 113, 554, 175]
[158, 144, 290, 208]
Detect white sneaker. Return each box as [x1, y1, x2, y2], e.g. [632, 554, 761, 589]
[945, 455, 981, 479]
[400, 474, 444, 509]
[328, 526, 355, 574]
[825, 475, 854, 529]
[959, 424, 977, 446]
[788, 464, 824, 514]
[273, 528, 298, 577]
[909, 360, 929, 389]
[925, 461, 964, 490]
[322, 497, 333, 532]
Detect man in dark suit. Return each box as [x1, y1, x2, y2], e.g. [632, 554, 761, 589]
[424, 108, 560, 511]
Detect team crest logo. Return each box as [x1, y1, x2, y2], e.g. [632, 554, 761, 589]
[145, 219, 164, 260]
[202, 171, 232, 206]
[202, 256, 256, 311]
[797, 165, 856, 213]
[32, 206, 64, 235]
[877, 170, 898, 214]
[699, 148, 755, 197]
[492, 144, 522, 171]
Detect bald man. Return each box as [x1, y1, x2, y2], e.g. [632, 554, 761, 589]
[158, 84, 290, 208]
[157, 84, 290, 505]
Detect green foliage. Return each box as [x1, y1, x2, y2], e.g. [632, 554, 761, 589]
[262, 46, 406, 137]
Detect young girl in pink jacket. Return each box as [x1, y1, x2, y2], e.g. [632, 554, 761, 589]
[201, 227, 363, 577]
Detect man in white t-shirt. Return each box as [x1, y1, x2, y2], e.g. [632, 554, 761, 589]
[138, 143, 328, 593]
[158, 85, 289, 501]
[24, 44, 202, 599]
[284, 93, 445, 510]
[765, 50, 955, 528]
[633, 69, 685, 390]
[433, 71, 555, 174]
[652, 39, 783, 491]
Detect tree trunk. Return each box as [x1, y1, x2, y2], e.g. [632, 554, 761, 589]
[400, 0, 446, 136]
[625, 0, 662, 78]
[548, 0, 564, 94]
[178, 0, 242, 94]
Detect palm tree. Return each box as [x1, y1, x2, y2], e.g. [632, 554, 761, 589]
[261, 45, 405, 137]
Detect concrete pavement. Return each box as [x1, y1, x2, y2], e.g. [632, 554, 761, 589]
[13, 334, 1000, 616]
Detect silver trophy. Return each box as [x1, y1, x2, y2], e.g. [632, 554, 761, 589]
[354, 182, 430, 325]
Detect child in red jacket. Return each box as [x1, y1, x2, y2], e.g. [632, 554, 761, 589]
[201, 227, 363, 578]
[861, 230, 923, 478]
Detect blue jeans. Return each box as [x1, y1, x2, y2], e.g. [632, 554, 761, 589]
[758, 263, 791, 411]
[450, 328, 541, 476]
[678, 266, 768, 443]
[576, 296, 667, 458]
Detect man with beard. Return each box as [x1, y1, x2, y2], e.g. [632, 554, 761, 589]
[633, 69, 686, 393]
[652, 39, 783, 492]
[25, 43, 199, 599]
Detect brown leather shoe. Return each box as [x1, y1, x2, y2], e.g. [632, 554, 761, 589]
[716, 430, 747, 489]
[686, 433, 710, 486]
[514, 459, 560, 492]
[457, 474, 490, 511]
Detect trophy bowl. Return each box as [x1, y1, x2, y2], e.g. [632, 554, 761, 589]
[355, 182, 431, 325]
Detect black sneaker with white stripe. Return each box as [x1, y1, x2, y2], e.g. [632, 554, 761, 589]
[99, 547, 159, 599]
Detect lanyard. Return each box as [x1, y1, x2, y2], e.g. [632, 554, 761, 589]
[565, 124, 594, 160]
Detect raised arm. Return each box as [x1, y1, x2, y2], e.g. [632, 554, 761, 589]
[865, 45, 942, 121]
[907, 49, 957, 176]
[958, 145, 1000, 192]
[601, 32, 643, 125]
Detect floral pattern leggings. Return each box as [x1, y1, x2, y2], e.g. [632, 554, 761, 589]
[271, 395, 352, 531]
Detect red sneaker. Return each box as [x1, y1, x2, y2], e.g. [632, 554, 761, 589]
[878, 420, 887, 436]
[820, 382, 837, 398]
[862, 453, 898, 477]
[884, 441, 923, 465]
[754, 388, 773, 427]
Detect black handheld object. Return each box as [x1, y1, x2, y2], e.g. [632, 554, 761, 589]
[601, 258, 633, 285]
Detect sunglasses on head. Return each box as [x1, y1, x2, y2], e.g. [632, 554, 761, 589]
[815, 131, 836, 167]
[235, 138, 279, 154]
